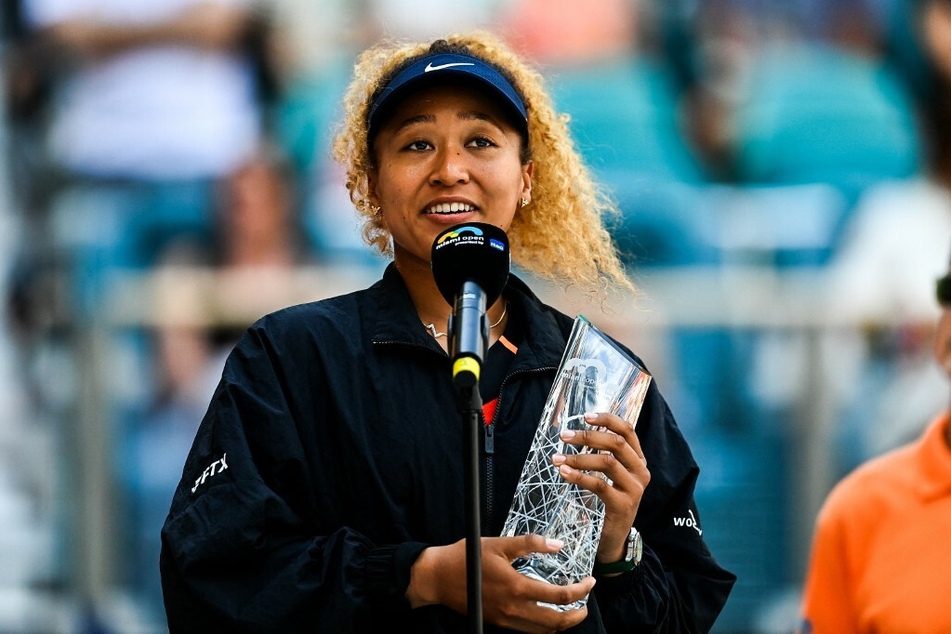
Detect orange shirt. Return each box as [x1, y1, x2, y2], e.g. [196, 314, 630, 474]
[798, 412, 951, 634]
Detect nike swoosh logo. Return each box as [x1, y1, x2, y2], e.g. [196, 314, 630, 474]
[424, 62, 476, 72]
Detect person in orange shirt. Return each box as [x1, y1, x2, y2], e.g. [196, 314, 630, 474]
[797, 250, 951, 633]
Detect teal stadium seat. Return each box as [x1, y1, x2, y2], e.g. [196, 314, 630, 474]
[733, 44, 921, 194]
[549, 58, 718, 267]
[727, 44, 922, 267]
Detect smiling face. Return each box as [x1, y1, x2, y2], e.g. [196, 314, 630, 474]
[367, 82, 532, 273]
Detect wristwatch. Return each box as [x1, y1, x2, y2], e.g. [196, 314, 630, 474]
[592, 527, 642, 575]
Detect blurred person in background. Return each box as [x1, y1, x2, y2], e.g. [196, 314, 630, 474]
[886, 0, 951, 188]
[3, 0, 279, 472]
[1, 2, 280, 627]
[13, 0, 271, 313]
[656, 0, 764, 183]
[913, 0, 951, 188]
[159, 30, 735, 632]
[797, 245, 951, 633]
[121, 143, 312, 628]
[497, 0, 638, 67]
[820, 0, 951, 471]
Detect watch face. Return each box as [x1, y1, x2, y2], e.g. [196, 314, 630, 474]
[628, 527, 642, 564]
[592, 528, 641, 575]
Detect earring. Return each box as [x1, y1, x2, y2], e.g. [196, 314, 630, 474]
[369, 204, 381, 215]
[521, 198, 529, 208]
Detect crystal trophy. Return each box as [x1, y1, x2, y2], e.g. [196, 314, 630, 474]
[500, 315, 652, 610]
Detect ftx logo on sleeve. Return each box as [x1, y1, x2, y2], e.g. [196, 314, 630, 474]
[191, 453, 228, 493]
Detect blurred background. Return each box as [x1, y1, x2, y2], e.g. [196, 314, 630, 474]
[0, 0, 949, 631]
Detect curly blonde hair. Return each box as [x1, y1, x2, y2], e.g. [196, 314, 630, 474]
[331, 30, 633, 295]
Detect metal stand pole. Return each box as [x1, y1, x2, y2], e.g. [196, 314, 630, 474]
[458, 385, 483, 634]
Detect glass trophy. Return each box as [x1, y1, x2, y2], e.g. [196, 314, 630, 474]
[500, 315, 652, 610]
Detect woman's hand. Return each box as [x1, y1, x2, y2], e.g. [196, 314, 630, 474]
[553, 411, 650, 566]
[407, 534, 596, 633]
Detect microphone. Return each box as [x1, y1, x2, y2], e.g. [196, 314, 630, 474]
[431, 223, 510, 390]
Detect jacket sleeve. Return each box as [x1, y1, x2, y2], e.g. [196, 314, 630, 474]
[159, 325, 426, 633]
[590, 380, 737, 633]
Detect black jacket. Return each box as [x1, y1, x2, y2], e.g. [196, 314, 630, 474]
[160, 264, 735, 632]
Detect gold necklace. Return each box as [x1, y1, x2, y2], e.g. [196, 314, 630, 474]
[424, 303, 507, 339]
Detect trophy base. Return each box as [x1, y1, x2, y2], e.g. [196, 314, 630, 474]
[512, 555, 590, 612]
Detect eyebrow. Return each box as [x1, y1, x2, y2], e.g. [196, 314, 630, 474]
[392, 110, 499, 134]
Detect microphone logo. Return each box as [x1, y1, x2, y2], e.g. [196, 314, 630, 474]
[435, 224, 485, 246]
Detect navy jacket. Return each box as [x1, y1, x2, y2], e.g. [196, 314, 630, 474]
[160, 264, 735, 632]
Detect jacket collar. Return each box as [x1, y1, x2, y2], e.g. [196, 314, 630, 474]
[367, 263, 441, 349]
[367, 262, 570, 369]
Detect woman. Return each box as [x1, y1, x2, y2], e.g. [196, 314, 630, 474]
[160, 31, 735, 632]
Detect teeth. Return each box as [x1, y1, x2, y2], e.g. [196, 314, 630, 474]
[428, 203, 473, 214]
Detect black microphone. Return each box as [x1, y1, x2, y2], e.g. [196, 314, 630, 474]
[431, 223, 510, 390]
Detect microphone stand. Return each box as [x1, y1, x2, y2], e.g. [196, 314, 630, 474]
[456, 383, 484, 634]
[447, 281, 488, 634]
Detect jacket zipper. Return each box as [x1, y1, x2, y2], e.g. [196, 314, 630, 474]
[482, 366, 556, 532]
[377, 340, 559, 534]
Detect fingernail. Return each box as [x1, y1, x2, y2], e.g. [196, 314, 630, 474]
[552, 453, 566, 465]
[584, 412, 598, 422]
[546, 538, 564, 549]
[560, 429, 575, 439]
[559, 464, 573, 476]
